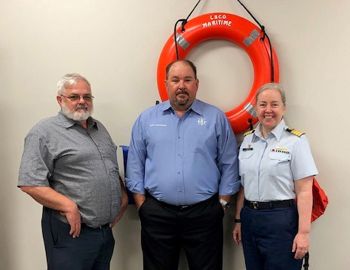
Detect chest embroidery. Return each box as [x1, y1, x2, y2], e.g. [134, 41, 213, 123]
[271, 147, 290, 154]
[197, 117, 207, 126]
[242, 144, 254, 151]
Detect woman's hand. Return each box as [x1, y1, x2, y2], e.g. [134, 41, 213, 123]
[232, 223, 242, 245]
[292, 232, 309, 259]
[294, 177, 313, 259]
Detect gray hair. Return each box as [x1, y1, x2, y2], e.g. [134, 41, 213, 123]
[57, 73, 91, 95]
[255, 82, 286, 105]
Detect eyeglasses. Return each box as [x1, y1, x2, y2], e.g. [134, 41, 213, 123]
[60, 94, 94, 102]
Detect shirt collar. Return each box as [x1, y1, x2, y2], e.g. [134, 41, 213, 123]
[160, 99, 202, 116]
[190, 99, 203, 116]
[253, 119, 286, 141]
[272, 119, 286, 140]
[160, 100, 172, 112]
[57, 111, 98, 129]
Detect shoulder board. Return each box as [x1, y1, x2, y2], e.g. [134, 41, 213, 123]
[243, 130, 255, 137]
[286, 128, 305, 137]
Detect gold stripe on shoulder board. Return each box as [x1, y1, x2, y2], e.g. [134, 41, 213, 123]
[243, 130, 255, 137]
[286, 128, 305, 137]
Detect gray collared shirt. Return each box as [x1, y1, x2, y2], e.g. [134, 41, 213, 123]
[18, 112, 121, 228]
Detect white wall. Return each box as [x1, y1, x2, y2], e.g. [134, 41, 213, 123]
[1, 0, 349, 269]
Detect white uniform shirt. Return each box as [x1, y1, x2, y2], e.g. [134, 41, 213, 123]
[239, 120, 318, 201]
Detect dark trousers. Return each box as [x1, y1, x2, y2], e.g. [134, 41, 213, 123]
[241, 205, 303, 270]
[139, 194, 224, 270]
[41, 207, 115, 270]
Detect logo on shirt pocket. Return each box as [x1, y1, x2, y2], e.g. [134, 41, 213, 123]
[197, 117, 207, 126]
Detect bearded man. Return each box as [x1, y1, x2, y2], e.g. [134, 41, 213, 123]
[18, 73, 128, 270]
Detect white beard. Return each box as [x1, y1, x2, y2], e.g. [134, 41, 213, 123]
[61, 103, 93, 121]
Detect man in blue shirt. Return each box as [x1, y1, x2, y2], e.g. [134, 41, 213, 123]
[126, 60, 240, 270]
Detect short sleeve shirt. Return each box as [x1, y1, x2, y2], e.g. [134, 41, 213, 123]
[239, 120, 318, 201]
[18, 112, 121, 228]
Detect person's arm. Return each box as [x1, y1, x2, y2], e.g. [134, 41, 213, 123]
[20, 186, 81, 238]
[219, 194, 232, 213]
[217, 114, 240, 199]
[126, 115, 147, 208]
[110, 176, 128, 227]
[292, 176, 313, 259]
[232, 187, 244, 245]
[219, 195, 232, 203]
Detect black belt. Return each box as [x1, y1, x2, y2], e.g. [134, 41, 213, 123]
[244, 199, 295, 210]
[146, 192, 218, 211]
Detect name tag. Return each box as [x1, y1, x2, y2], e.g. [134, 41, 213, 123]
[271, 147, 290, 154]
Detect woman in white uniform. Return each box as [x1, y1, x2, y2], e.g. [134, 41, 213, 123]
[232, 83, 318, 270]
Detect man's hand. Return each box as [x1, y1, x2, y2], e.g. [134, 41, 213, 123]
[133, 193, 146, 210]
[61, 202, 81, 238]
[20, 186, 82, 238]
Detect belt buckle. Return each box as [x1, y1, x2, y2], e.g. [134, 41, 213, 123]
[252, 201, 259, 209]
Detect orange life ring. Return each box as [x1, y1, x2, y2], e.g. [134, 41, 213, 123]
[157, 12, 279, 133]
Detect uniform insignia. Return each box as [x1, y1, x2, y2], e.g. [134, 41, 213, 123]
[286, 128, 305, 137]
[243, 130, 255, 137]
[271, 147, 290, 154]
[242, 144, 254, 151]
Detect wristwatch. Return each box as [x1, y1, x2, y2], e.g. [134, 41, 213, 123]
[219, 199, 231, 210]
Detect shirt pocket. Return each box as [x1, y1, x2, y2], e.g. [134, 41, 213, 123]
[239, 150, 255, 160]
[238, 150, 255, 184]
[268, 151, 291, 176]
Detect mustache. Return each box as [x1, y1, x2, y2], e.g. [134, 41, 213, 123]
[176, 89, 189, 95]
[75, 104, 88, 111]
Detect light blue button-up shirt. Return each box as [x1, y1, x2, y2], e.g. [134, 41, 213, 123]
[126, 99, 240, 205]
[239, 119, 318, 201]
